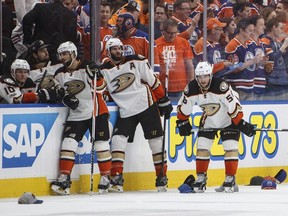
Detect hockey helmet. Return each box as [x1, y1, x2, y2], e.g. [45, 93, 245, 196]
[195, 61, 213, 90]
[116, 13, 135, 35]
[11, 59, 30, 78]
[57, 41, 78, 58]
[105, 38, 123, 57]
[195, 61, 213, 77]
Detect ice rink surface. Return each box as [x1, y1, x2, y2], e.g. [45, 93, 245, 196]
[1, 185, 288, 216]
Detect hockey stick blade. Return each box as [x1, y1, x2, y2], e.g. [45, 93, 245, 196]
[191, 128, 288, 132]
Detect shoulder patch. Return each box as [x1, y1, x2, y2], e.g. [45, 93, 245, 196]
[184, 84, 189, 95]
[4, 78, 16, 85]
[137, 54, 145, 60]
[220, 81, 229, 92]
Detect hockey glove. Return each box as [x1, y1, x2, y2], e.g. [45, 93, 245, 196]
[176, 119, 192, 136]
[158, 96, 173, 119]
[86, 62, 103, 80]
[237, 119, 255, 137]
[62, 94, 79, 110]
[38, 88, 58, 103]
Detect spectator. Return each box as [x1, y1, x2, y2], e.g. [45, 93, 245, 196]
[260, 6, 277, 23]
[249, 15, 268, 99]
[261, 18, 288, 100]
[156, 18, 194, 101]
[22, 0, 78, 64]
[77, 0, 115, 60]
[1, 3, 17, 76]
[218, 17, 237, 48]
[109, 0, 148, 26]
[154, 4, 168, 40]
[275, 0, 288, 39]
[115, 13, 160, 74]
[225, 18, 264, 101]
[193, 18, 233, 75]
[233, 2, 252, 24]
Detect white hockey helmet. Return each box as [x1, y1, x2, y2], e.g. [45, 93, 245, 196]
[105, 38, 123, 57]
[195, 61, 213, 77]
[11, 59, 30, 78]
[195, 61, 213, 90]
[57, 41, 78, 58]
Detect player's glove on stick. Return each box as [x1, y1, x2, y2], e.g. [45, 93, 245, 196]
[62, 94, 79, 110]
[158, 96, 173, 119]
[38, 88, 58, 103]
[86, 62, 103, 80]
[176, 119, 192, 136]
[237, 119, 255, 137]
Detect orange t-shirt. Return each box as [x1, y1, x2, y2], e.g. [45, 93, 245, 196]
[156, 36, 193, 92]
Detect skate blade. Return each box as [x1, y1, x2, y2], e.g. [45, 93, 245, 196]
[215, 187, 224, 192]
[51, 185, 70, 195]
[157, 186, 167, 192]
[195, 186, 206, 193]
[98, 189, 109, 195]
[108, 185, 124, 193]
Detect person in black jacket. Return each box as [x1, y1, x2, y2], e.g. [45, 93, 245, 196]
[22, 0, 78, 64]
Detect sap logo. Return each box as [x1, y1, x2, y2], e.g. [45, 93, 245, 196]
[2, 113, 58, 168]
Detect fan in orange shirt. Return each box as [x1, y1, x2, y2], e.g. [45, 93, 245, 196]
[156, 18, 194, 101]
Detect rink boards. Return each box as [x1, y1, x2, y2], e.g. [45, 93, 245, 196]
[0, 101, 288, 198]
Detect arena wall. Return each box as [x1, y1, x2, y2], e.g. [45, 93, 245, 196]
[0, 101, 287, 198]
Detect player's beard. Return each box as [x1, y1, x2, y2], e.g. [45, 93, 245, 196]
[111, 53, 122, 62]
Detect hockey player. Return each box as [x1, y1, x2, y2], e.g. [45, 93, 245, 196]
[50, 41, 112, 195]
[26, 40, 63, 91]
[97, 38, 173, 192]
[0, 59, 56, 104]
[176, 61, 256, 193]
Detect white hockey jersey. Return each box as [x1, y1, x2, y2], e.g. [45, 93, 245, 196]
[100, 55, 165, 118]
[177, 77, 244, 128]
[54, 60, 93, 121]
[0, 75, 36, 104]
[29, 62, 62, 90]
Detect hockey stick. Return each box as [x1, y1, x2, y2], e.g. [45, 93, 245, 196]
[36, 61, 51, 92]
[89, 69, 98, 195]
[160, 52, 170, 178]
[190, 127, 288, 132]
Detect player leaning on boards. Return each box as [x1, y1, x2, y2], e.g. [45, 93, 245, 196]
[176, 61, 256, 193]
[50, 41, 112, 195]
[89, 38, 173, 192]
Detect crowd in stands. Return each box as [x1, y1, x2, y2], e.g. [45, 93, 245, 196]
[1, 0, 288, 102]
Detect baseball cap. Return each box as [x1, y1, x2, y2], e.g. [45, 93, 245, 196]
[18, 192, 43, 204]
[261, 180, 277, 190]
[30, 40, 49, 53]
[207, 18, 226, 30]
[124, 1, 141, 12]
[247, 176, 264, 186]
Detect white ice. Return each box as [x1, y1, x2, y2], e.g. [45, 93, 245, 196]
[1, 185, 288, 216]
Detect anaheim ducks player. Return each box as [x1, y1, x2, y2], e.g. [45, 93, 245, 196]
[176, 61, 255, 193]
[0, 59, 56, 104]
[50, 41, 112, 195]
[98, 38, 173, 192]
[26, 40, 62, 91]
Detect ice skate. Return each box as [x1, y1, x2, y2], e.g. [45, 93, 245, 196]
[51, 174, 71, 195]
[155, 175, 168, 192]
[109, 173, 124, 192]
[98, 175, 110, 195]
[192, 173, 207, 193]
[215, 175, 239, 193]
